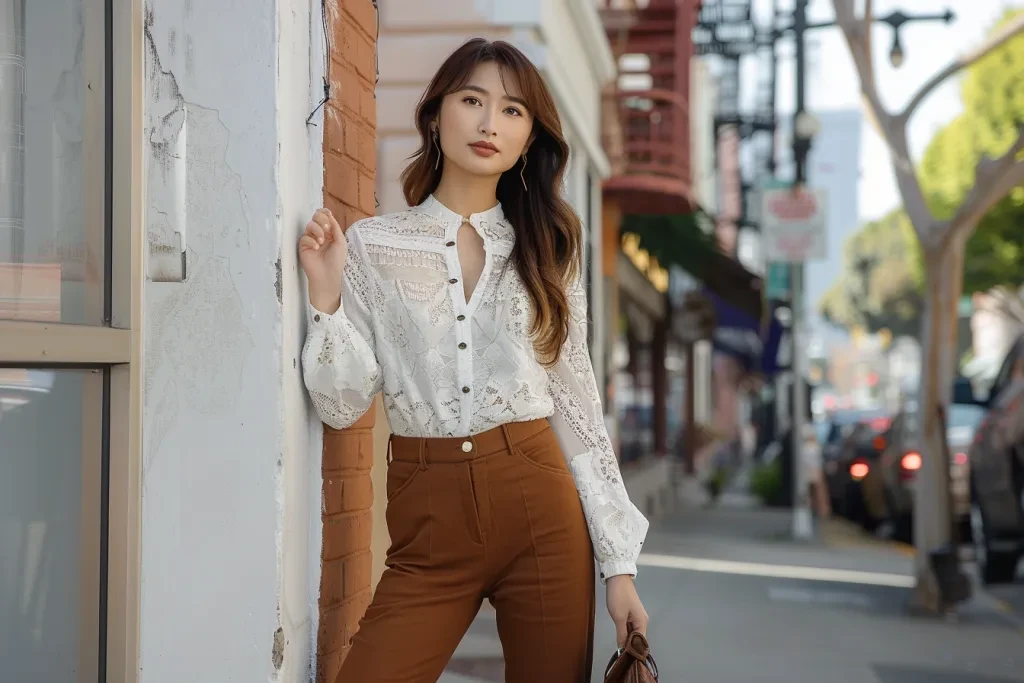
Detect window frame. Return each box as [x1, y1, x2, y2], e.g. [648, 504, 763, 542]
[0, 1, 144, 681]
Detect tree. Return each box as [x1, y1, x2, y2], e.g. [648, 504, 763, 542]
[831, 1, 1024, 613]
[818, 207, 923, 337]
[918, 15, 1024, 295]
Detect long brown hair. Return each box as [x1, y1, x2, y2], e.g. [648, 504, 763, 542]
[400, 38, 582, 367]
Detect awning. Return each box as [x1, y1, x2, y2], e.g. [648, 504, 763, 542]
[620, 212, 764, 322]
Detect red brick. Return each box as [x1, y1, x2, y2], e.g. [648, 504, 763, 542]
[322, 509, 373, 560]
[324, 152, 360, 208]
[318, 0, 377, 666]
[352, 30, 377, 84]
[359, 86, 376, 127]
[315, 647, 344, 683]
[317, 602, 351, 655]
[324, 470, 373, 515]
[324, 105, 345, 156]
[331, 71, 361, 118]
[322, 192, 347, 227]
[342, 0, 378, 42]
[358, 171, 376, 215]
[343, 551, 373, 599]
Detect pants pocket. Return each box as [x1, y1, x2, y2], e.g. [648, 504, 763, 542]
[512, 427, 573, 478]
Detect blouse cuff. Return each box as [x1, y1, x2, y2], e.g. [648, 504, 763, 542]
[598, 560, 639, 584]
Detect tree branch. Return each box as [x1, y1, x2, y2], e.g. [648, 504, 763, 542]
[831, 0, 891, 139]
[900, 12, 1024, 124]
[951, 127, 1024, 237]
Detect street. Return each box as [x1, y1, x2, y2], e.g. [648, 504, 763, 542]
[441, 504, 1024, 683]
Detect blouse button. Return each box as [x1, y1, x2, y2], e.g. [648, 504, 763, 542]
[449, 278, 458, 284]
[313, 314, 320, 322]
[457, 314, 466, 321]
[462, 386, 470, 394]
[458, 342, 467, 350]
[446, 240, 456, 247]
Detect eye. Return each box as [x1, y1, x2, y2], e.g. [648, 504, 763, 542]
[463, 96, 482, 106]
[504, 106, 523, 117]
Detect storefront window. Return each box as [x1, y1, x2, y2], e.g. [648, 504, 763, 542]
[0, 367, 104, 683]
[1, 0, 106, 325]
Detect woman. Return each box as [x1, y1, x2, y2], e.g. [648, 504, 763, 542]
[299, 38, 649, 683]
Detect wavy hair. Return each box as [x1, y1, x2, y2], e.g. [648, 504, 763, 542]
[400, 38, 582, 366]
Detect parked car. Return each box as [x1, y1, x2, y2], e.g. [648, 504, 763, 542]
[965, 335, 1024, 584]
[875, 402, 984, 544]
[818, 409, 893, 526]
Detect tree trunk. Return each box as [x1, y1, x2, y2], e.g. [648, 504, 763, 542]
[909, 232, 967, 613]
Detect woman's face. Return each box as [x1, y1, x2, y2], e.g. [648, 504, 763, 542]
[435, 61, 535, 179]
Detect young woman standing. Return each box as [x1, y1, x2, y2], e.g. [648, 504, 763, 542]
[299, 38, 649, 683]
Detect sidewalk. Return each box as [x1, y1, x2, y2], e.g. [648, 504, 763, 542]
[440, 498, 1024, 682]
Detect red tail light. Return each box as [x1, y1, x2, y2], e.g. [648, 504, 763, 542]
[872, 435, 887, 451]
[954, 452, 968, 466]
[901, 451, 922, 471]
[850, 460, 870, 480]
[900, 451, 921, 481]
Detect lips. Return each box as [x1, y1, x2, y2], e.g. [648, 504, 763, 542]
[470, 142, 499, 153]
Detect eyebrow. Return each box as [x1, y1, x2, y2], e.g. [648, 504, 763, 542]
[460, 84, 528, 109]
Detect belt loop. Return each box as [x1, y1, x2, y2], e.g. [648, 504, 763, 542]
[418, 438, 428, 471]
[500, 423, 514, 452]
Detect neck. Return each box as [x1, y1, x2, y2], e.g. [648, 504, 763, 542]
[432, 165, 501, 218]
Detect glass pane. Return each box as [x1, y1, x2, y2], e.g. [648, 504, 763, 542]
[0, 0, 106, 324]
[0, 367, 103, 682]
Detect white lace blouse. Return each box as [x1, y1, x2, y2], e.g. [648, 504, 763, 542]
[301, 195, 649, 581]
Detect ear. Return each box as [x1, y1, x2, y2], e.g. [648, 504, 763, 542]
[523, 132, 537, 155]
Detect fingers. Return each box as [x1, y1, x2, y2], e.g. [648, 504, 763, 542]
[614, 616, 628, 649]
[631, 609, 650, 636]
[309, 208, 345, 244]
[298, 234, 320, 253]
[305, 219, 326, 246]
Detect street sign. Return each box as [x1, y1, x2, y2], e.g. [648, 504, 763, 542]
[761, 186, 828, 263]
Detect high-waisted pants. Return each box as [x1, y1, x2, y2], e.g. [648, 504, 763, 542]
[335, 418, 596, 683]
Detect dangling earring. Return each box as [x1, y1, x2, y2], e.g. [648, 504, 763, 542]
[432, 128, 441, 170]
[520, 152, 528, 191]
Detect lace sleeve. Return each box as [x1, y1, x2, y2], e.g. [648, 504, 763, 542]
[301, 223, 383, 430]
[546, 272, 649, 583]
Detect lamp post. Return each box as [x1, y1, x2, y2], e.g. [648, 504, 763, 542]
[778, 0, 955, 540]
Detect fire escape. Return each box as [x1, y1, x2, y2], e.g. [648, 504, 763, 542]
[598, 0, 700, 216]
[695, 0, 779, 239]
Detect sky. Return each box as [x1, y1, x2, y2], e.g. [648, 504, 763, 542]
[760, 0, 1017, 223]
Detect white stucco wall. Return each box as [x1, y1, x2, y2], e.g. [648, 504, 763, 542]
[141, 0, 323, 681]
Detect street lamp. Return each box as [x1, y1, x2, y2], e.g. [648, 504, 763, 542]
[877, 9, 956, 69]
[889, 32, 905, 68]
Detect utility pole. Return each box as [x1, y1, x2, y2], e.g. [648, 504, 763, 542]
[789, 0, 814, 541]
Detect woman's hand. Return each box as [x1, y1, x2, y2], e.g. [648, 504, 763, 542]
[299, 208, 347, 314]
[606, 575, 649, 647]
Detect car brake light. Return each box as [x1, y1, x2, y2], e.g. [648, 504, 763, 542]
[954, 452, 968, 466]
[873, 435, 887, 451]
[850, 460, 870, 480]
[901, 452, 922, 471]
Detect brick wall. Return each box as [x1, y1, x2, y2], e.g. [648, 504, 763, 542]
[316, 1, 378, 681]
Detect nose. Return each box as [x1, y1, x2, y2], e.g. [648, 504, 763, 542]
[478, 109, 496, 137]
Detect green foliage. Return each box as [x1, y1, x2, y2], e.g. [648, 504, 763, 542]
[919, 7, 1024, 294]
[749, 458, 784, 506]
[818, 208, 924, 336]
[822, 9, 1024, 330]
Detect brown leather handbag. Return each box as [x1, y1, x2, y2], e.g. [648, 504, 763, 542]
[603, 630, 659, 682]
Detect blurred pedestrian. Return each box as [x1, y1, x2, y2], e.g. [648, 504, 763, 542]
[299, 38, 649, 683]
[802, 423, 831, 518]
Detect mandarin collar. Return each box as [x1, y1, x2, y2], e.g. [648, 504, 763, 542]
[418, 194, 509, 230]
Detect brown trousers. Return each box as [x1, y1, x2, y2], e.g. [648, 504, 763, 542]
[336, 418, 596, 683]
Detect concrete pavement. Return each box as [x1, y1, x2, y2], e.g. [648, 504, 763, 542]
[438, 501, 1024, 682]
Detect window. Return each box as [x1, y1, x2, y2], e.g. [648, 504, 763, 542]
[0, 2, 142, 682]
